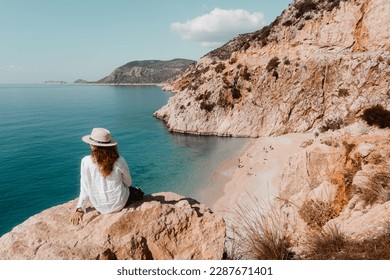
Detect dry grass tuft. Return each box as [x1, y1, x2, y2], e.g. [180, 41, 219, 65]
[226, 194, 390, 259]
[305, 224, 390, 260]
[304, 225, 346, 259]
[227, 196, 294, 260]
[299, 199, 336, 230]
[356, 170, 390, 206]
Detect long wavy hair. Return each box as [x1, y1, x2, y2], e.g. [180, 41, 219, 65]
[91, 145, 119, 177]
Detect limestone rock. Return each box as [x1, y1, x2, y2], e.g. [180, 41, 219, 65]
[0, 192, 225, 260]
[275, 123, 390, 251]
[154, 0, 390, 137]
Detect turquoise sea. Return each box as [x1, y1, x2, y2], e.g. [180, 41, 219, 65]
[0, 84, 246, 236]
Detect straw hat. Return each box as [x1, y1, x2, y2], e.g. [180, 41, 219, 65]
[82, 128, 117, 147]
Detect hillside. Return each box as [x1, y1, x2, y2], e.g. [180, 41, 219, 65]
[94, 59, 195, 85]
[154, 0, 390, 137]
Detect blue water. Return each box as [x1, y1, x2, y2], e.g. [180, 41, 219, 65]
[0, 84, 246, 236]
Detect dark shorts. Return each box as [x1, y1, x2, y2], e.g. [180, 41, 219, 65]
[125, 186, 144, 206]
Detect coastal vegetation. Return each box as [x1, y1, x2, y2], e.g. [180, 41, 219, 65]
[305, 226, 390, 260]
[227, 196, 294, 260]
[228, 170, 390, 260]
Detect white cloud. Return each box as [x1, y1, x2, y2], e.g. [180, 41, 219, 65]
[171, 8, 265, 48]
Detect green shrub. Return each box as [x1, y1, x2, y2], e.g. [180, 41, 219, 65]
[231, 84, 241, 99]
[217, 92, 233, 109]
[361, 105, 390, 128]
[229, 57, 237, 64]
[283, 20, 293, 27]
[200, 101, 215, 112]
[338, 88, 349, 97]
[324, 0, 345, 12]
[215, 63, 226, 73]
[252, 25, 272, 47]
[241, 66, 251, 81]
[266, 57, 280, 72]
[295, 0, 317, 18]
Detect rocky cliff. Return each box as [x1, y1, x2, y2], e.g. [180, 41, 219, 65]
[154, 0, 390, 137]
[95, 59, 195, 84]
[0, 192, 225, 260]
[275, 123, 390, 258]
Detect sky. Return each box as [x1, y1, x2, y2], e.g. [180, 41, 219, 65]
[0, 0, 292, 83]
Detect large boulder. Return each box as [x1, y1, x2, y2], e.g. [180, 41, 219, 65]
[0, 192, 225, 260]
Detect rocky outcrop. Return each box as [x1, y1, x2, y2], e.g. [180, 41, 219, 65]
[0, 192, 225, 260]
[154, 0, 390, 137]
[95, 59, 195, 84]
[274, 123, 390, 254]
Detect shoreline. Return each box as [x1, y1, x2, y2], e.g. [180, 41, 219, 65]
[74, 82, 166, 87]
[201, 133, 314, 221]
[196, 140, 252, 208]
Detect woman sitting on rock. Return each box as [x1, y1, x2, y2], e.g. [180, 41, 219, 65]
[71, 128, 132, 225]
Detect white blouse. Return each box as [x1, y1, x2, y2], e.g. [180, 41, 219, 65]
[76, 155, 132, 214]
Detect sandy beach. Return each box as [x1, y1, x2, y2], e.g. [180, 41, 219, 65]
[198, 133, 313, 220]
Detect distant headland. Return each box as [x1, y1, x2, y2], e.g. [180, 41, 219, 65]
[43, 80, 67, 84]
[74, 58, 195, 85]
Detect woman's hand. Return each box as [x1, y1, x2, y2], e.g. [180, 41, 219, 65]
[71, 209, 84, 225]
